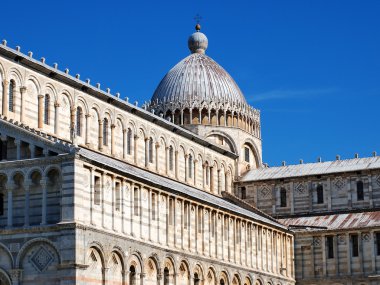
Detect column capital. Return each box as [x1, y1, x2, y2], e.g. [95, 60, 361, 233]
[144, 137, 149, 141]
[54, 102, 60, 108]
[38, 94, 44, 99]
[155, 142, 160, 148]
[10, 269, 23, 281]
[20, 86, 27, 93]
[111, 124, 116, 129]
[2, 79, 9, 86]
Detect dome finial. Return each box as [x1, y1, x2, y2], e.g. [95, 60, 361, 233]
[188, 14, 208, 54]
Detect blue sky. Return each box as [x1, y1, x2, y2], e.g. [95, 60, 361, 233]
[2, 0, 379, 166]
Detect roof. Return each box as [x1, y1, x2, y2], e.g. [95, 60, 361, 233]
[241, 156, 380, 182]
[151, 52, 247, 108]
[0, 44, 237, 159]
[279, 211, 380, 231]
[77, 147, 287, 230]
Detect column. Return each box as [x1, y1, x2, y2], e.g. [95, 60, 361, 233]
[347, 233, 351, 275]
[24, 180, 31, 226]
[144, 137, 149, 167]
[165, 147, 169, 175]
[90, 168, 94, 225]
[111, 176, 115, 231]
[180, 109, 184, 125]
[101, 173, 105, 228]
[29, 144, 35, 159]
[371, 231, 376, 273]
[85, 114, 90, 146]
[2, 80, 9, 117]
[369, 176, 373, 207]
[40, 179, 47, 225]
[198, 109, 201, 124]
[122, 129, 126, 159]
[98, 120, 103, 151]
[155, 143, 160, 172]
[121, 180, 126, 233]
[111, 124, 116, 156]
[7, 182, 13, 227]
[134, 135, 139, 164]
[19, 86, 27, 123]
[208, 109, 211, 124]
[157, 192, 161, 244]
[194, 159, 198, 186]
[202, 164, 206, 189]
[38, 94, 44, 128]
[10, 269, 22, 285]
[175, 151, 179, 179]
[189, 109, 193, 124]
[54, 102, 60, 135]
[217, 169, 221, 194]
[224, 110, 227, 126]
[184, 154, 188, 182]
[15, 139, 21, 160]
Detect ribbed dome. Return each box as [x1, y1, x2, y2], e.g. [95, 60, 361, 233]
[151, 52, 247, 107]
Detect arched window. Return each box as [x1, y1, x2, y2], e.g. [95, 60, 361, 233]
[244, 146, 250, 163]
[129, 265, 136, 285]
[169, 146, 174, 171]
[280, 187, 287, 207]
[206, 166, 210, 185]
[188, 154, 193, 178]
[76, 107, 82, 136]
[220, 280, 225, 285]
[44, 94, 50, 125]
[194, 273, 200, 285]
[164, 268, 169, 285]
[103, 118, 108, 146]
[127, 128, 132, 155]
[149, 137, 153, 163]
[357, 180, 364, 201]
[9, 80, 15, 112]
[94, 176, 101, 205]
[317, 184, 324, 204]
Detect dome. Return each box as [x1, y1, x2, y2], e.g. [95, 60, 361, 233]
[150, 25, 248, 110]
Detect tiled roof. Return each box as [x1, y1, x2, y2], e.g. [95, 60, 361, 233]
[279, 211, 380, 231]
[241, 156, 380, 182]
[78, 148, 287, 230]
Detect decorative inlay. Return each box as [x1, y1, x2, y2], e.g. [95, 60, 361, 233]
[259, 185, 271, 198]
[30, 246, 54, 272]
[295, 182, 307, 195]
[376, 175, 380, 187]
[333, 177, 345, 190]
[312, 237, 321, 247]
[362, 233, 370, 242]
[9, 243, 20, 252]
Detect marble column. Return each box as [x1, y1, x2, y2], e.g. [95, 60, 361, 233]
[54, 102, 60, 135]
[2, 80, 9, 117]
[85, 114, 90, 146]
[15, 139, 21, 160]
[122, 129, 127, 159]
[144, 137, 149, 167]
[155, 143, 160, 172]
[24, 180, 31, 226]
[134, 135, 139, 164]
[98, 119, 103, 151]
[37, 94, 44, 128]
[175, 151, 179, 179]
[40, 179, 47, 225]
[111, 124, 115, 156]
[7, 182, 14, 227]
[19, 86, 27, 123]
[165, 147, 170, 175]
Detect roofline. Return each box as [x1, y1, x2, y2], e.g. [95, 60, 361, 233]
[0, 44, 238, 159]
[76, 148, 290, 232]
[240, 156, 380, 182]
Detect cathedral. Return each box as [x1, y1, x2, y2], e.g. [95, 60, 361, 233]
[0, 24, 378, 285]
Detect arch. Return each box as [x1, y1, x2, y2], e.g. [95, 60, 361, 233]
[242, 139, 261, 169]
[86, 245, 105, 285]
[0, 242, 14, 268]
[108, 250, 125, 285]
[178, 260, 190, 285]
[254, 278, 263, 285]
[192, 263, 204, 283]
[77, 96, 89, 115]
[205, 267, 216, 285]
[219, 271, 230, 285]
[16, 238, 61, 267]
[59, 89, 74, 108]
[44, 83, 58, 103]
[9, 68, 24, 87]
[145, 256, 159, 285]
[232, 274, 241, 285]
[26, 167, 43, 181]
[243, 276, 252, 285]
[205, 130, 238, 154]
[0, 268, 11, 285]
[127, 252, 143, 274]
